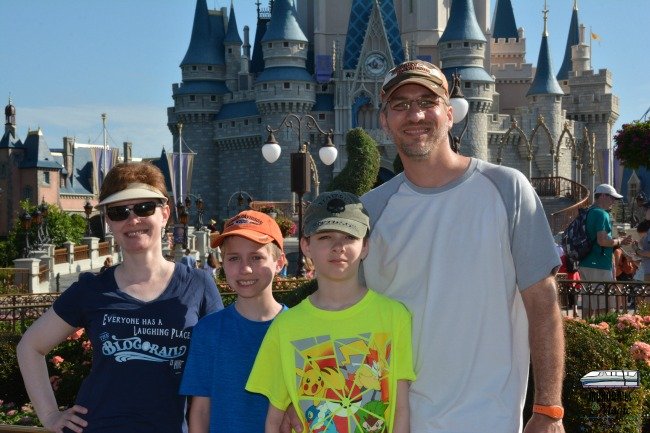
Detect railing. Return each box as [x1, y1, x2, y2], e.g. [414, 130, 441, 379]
[73, 245, 89, 261]
[556, 278, 649, 318]
[98, 241, 109, 256]
[53, 248, 67, 265]
[531, 176, 590, 234]
[0, 293, 61, 333]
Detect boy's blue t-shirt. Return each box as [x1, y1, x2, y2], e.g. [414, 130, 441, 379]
[53, 263, 223, 433]
[180, 303, 285, 433]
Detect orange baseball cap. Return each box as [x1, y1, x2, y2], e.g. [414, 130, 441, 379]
[210, 210, 283, 250]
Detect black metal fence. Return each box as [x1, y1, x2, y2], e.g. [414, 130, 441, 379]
[557, 278, 650, 317]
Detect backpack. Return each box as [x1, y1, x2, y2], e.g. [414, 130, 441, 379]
[561, 206, 594, 272]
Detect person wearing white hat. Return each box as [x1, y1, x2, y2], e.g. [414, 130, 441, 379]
[17, 162, 223, 433]
[579, 184, 633, 316]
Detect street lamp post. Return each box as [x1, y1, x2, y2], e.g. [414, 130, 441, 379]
[183, 194, 205, 230]
[177, 200, 189, 249]
[20, 211, 32, 258]
[83, 200, 93, 237]
[262, 114, 338, 277]
[448, 72, 469, 154]
[226, 190, 253, 216]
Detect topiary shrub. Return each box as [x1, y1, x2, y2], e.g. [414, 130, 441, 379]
[562, 318, 646, 432]
[327, 128, 380, 196]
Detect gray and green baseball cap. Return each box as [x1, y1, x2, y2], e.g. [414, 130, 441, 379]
[303, 191, 370, 239]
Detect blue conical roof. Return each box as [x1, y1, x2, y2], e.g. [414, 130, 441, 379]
[527, 34, 563, 96]
[20, 130, 62, 169]
[491, 0, 518, 40]
[251, 16, 270, 73]
[342, 0, 404, 70]
[181, 0, 224, 66]
[556, 3, 579, 80]
[261, 0, 307, 42]
[224, 2, 243, 45]
[439, 0, 486, 43]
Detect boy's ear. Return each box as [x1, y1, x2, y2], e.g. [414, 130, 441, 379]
[276, 253, 286, 273]
[300, 237, 311, 258]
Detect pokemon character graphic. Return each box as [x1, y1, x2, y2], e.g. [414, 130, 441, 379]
[293, 333, 392, 433]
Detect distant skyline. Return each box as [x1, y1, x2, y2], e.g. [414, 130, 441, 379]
[2, 0, 648, 158]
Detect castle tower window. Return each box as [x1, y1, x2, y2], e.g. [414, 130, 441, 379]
[43, 172, 50, 185]
[263, 83, 268, 90]
[192, 66, 197, 71]
[306, 84, 311, 90]
[218, 123, 223, 128]
[318, 113, 326, 120]
[244, 119, 249, 125]
[208, 66, 213, 71]
[231, 121, 235, 127]
[227, 48, 232, 54]
[464, 82, 471, 89]
[283, 82, 291, 89]
[268, 43, 273, 48]
[189, 95, 196, 101]
[211, 95, 216, 102]
[283, 42, 289, 47]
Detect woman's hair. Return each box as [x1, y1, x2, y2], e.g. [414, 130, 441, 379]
[99, 162, 169, 203]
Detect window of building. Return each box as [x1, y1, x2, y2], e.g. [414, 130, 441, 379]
[283, 42, 289, 47]
[257, 118, 262, 124]
[464, 42, 469, 47]
[262, 83, 268, 90]
[207, 65, 213, 71]
[189, 95, 196, 102]
[268, 43, 273, 48]
[43, 171, 50, 185]
[318, 113, 326, 120]
[23, 186, 33, 202]
[218, 122, 223, 128]
[464, 82, 471, 89]
[192, 65, 197, 71]
[244, 119, 249, 125]
[283, 82, 290, 89]
[227, 48, 232, 54]
[306, 84, 311, 90]
[231, 121, 235, 127]
[211, 95, 216, 102]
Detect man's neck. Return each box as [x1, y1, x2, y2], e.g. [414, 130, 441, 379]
[402, 151, 471, 188]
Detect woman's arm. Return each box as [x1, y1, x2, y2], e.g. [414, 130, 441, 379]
[265, 404, 287, 433]
[17, 308, 89, 433]
[188, 396, 210, 433]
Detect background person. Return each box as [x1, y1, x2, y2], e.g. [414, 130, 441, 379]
[579, 184, 633, 316]
[17, 162, 223, 433]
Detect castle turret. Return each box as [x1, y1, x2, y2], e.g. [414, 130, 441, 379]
[224, 1, 243, 92]
[556, 0, 579, 84]
[4, 98, 16, 139]
[525, 4, 564, 177]
[439, 0, 494, 161]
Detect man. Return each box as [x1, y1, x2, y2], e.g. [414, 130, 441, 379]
[579, 184, 633, 315]
[180, 248, 197, 270]
[360, 60, 565, 433]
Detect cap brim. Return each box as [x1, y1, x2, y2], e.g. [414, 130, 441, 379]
[97, 188, 168, 208]
[306, 219, 368, 239]
[210, 229, 278, 249]
[382, 77, 448, 102]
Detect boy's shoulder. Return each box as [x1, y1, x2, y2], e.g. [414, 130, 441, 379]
[195, 303, 235, 328]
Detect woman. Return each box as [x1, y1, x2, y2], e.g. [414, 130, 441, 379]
[17, 162, 223, 433]
[201, 251, 220, 278]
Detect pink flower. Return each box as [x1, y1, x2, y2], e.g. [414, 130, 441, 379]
[67, 328, 84, 340]
[630, 341, 650, 365]
[589, 322, 610, 333]
[616, 314, 644, 331]
[6, 410, 17, 416]
[50, 356, 64, 366]
[82, 340, 92, 352]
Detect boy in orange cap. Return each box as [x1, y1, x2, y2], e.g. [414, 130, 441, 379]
[180, 210, 286, 433]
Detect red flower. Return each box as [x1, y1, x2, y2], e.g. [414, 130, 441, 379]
[67, 328, 84, 341]
[50, 356, 64, 366]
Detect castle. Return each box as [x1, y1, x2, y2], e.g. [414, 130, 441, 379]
[0, 0, 625, 237]
[167, 0, 618, 220]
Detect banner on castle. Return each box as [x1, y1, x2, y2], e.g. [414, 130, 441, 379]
[316, 55, 333, 83]
[91, 147, 119, 193]
[166, 152, 195, 218]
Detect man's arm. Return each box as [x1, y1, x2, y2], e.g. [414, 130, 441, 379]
[392, 380, 410, 433]
[266, 404, 287, 433]
[521, 275, 565, 433]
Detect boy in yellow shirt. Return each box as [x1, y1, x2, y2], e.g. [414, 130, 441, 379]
[246, 191, 415, 433]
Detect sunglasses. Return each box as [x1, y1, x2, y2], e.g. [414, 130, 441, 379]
[105, 201, 163, 222]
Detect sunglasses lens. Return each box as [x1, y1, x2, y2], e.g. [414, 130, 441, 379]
[106, 201, 158, 221]
[106, 206, 130, 221]
[133, 202, 158, 217]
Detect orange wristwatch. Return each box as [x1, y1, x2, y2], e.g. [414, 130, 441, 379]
[533, 404, 564, 420]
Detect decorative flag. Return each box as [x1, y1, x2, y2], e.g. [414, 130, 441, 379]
[316, 55, 333, 83]
[591, 31, 601, 41]
[91, 147, 119, 193]
[166, 152, 195, 218]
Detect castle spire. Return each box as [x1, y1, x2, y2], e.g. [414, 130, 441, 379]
[527, 2, 563, 96]
[224, 0, 243, 45]
[556, 0, 580, 80]
[180, 0, 222, 66]
[261, 0, 307, 43]
[491, 0, 518, 40]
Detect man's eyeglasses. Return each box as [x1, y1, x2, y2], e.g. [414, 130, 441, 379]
[387, 97, 443, 112]
[105, 201, 163, 222]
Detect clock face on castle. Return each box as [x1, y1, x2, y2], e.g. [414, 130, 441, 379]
[364, 53, 388, 77]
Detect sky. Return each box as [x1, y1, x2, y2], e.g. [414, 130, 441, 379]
[1, 0, 648, 158]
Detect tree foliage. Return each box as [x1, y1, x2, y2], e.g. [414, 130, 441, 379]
[326, 128, 380, 196]
[614, 120, 650, 169]
[0, 201, 86, 267]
